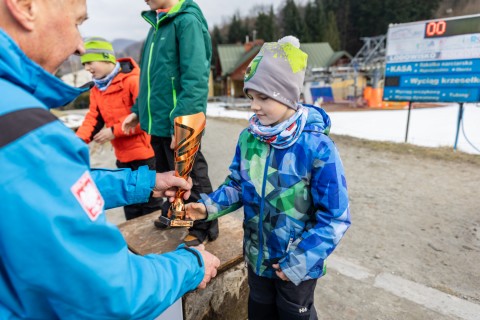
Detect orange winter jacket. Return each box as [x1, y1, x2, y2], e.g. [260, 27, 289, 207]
[76, 58, 154, 163]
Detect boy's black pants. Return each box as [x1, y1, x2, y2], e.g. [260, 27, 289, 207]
[150, 136, 219, 242]
[116, 157, 163, 220]
[247, 265, 318, 320]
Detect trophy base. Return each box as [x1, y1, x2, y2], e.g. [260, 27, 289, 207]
[158, 215, 194, 228]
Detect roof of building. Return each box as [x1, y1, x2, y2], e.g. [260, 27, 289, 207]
[327, 50, 353, 66]
[217, 44, 246, 76]
[218, 42, 351, 77]
[230, 45, 262, 74]
[300, 43, 335, 69]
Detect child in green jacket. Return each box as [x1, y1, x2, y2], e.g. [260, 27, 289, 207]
[122, 0, 218, 245]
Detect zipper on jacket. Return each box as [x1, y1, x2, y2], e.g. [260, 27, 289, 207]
[146, 39, 155, 134]
[256, 145, 271, 274]
[142, 13, 168, 134]
[286, 230, 295, 252]
[170, 77, 177, 117]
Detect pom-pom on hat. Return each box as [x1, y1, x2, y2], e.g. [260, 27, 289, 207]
[243, 36, 308, 110]
[80, 37, 116, 65]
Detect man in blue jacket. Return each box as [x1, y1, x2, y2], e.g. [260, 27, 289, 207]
[0, 0, 220, 319]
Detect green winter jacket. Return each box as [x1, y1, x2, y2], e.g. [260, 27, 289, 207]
[132, 0, 212, 137]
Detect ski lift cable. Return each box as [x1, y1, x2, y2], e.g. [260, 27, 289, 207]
[460, 107, 480, 153]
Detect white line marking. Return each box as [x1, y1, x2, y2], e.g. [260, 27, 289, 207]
[374, 273, 480, 320]
[327, 256, 375, 281]
[327, 256, 480, 320]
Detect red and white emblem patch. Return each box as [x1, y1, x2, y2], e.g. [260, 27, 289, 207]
[71, 171, 104, 221]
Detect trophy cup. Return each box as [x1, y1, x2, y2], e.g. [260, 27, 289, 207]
[157, 112, 206, 228]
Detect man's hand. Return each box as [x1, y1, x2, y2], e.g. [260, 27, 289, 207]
[272, 264, 290, 281]
[122, 113, 139, 135]
[190, 244, 220, 289]
[153, 171, 192, 200]
[93, 128, 115, 144]
[170, 135, 175, 150]
[184, 202, 208, 221]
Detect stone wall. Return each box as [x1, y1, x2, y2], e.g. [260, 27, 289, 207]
[119, 212, 247, 320]
[183, 263, 248, 320]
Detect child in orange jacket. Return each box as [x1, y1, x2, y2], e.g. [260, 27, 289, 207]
[76, 37, 161, 220]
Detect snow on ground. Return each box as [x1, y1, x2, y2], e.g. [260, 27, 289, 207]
[206, 102, 480, 155]
[61, 69, 92, 87]
[206, 102, 254, 120]
[63, 102, 480, 155]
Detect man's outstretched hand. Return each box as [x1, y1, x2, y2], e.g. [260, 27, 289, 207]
[153, 171, 192, 201]
[190, 244, 220, 289]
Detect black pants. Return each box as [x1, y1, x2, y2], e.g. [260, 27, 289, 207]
[150, 136, 219, 241]
[247, 265, 318, 320]
[116, 157, 163, 220]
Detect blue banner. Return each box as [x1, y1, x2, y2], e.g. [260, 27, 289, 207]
[384, 87, 480, 102]
[384, 16, 480, 103]
[384, 59, 480, 102]
[385, 59, 480, 75]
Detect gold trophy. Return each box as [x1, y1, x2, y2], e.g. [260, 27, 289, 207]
[157, 112, 206, 227]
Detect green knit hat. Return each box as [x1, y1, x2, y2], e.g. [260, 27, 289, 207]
[81, 37, 116, 64]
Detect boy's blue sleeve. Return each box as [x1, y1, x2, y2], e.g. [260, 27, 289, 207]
[90, 166, 155, 209]
[279, 138, 351, 285]
[201, 144, 243, 220]
[0, 121, 204, 319]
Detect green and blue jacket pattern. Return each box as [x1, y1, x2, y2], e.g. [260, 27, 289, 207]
[201, 105, 351, 285]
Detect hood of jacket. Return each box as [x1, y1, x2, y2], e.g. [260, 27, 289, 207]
[141, 0, 208, 29]
[0, 29, 86, 108]
[303, 104, 332, 136]
[111, 57, 140, 84]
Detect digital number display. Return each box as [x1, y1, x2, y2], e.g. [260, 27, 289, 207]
[424, 16, 480, 38]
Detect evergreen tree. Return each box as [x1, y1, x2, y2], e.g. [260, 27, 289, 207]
[323, 0, 339, 12]
[227, 13, 246, 43]
[384, 0, 441, 24]
[254, 5, 278, 42]
[217, 0, 443, 55]
[303, 2, 314, 42]
[212, 26, 224, 45]
[267, 6, 278, 41]
[305, 0, 326, 42]
[334, 0, 350, 51]
[281, 0, 308, 41]
[324, 10, 341, 50]
[210, 26, 223, 78]
[346, 0, 442, 53]
[243, 17, 253, 42]
[255, 12, 272, 41]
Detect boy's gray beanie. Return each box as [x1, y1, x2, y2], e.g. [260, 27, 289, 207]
[243, 36, 308, 110]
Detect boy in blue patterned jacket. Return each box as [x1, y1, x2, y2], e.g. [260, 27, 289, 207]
[185, 36, 350, 320]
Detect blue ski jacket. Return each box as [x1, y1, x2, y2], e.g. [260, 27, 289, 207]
[0, 29, 204, 319]
[201, 105, 350, 285]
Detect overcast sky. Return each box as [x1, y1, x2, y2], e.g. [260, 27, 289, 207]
[80, 0, 289, 41]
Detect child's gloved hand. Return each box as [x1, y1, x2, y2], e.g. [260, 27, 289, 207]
[272, 264, 290, 281]
[184, 202, 208, 221]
